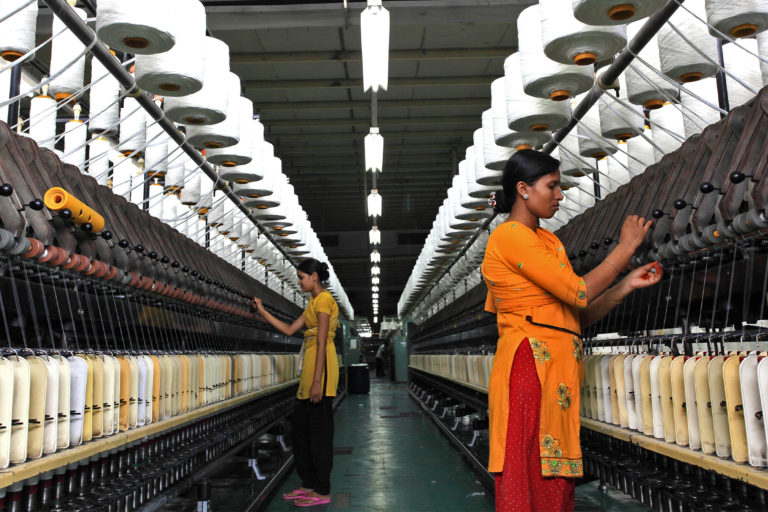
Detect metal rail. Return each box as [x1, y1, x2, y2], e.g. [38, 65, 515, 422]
[40, 0, 298, 268]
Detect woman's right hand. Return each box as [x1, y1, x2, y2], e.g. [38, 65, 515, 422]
[251, 297, 264, 313]
[618, 215, 652, 251]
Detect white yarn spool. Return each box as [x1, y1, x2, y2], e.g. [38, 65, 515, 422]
[134, 0, 206, 96]
[63, 119, 86, 171]
[180, 168, 201, 205]
[145, 121, 169, 175]
[88, 54, 120, 134]
[207, 101, 255, 167]
[0, 0, 38, 61]
[198, 173, 213, 213]
[28, 95, 57, 150]
[164, 149, 188, 191]
[96, 0, 176, 55]
[479, 117, 512, 175]
[705, 0, 768, 38]
[650, 103, 686, 161]
[458, 157, 490, 210]
[232, 142, 272, 197]
[49, 7, 87, 102]
[598, 74, 644, 140]
[130, 170, 147, 206]
[540, 0, 627, 66]
[245, 166, 284, 209]
[626, 134, 655, 175]
[487, 104, 549, 156]
[604, 150, 631, 194]
[518, 5, 594, 101]
[186, 72, 241, 149]
[111, 156, 134, 199]
[572, 0, 668, 25]
[148, 182, 164, 218]
[576, 95, 618, 158]
[723, 38, 762, 107]
[164, 37, 229, 125]
[759, 30, 768, 86]
[87, 136, 110, 186]
[658, 1, 719, 83]
[161, 192, 178, 223]
[557, 131, 595, 176]
[572, 177, 596, 208]
[503, 54, 571, 133]
[467, 142, 500, 194]
[118, 97, 147, 155]
[625, 22, 680, 109]
[0, 60, 9, 123]
[679, 77, 720, 138]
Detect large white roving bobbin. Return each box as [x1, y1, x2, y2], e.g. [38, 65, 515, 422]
[96, 0, 176, 54]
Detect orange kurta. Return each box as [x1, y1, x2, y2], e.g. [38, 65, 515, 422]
[482, 221, 587, 477]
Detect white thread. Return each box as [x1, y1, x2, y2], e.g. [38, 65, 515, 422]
[576, 94, 618, 158]
[598, 74, 644, 140]
[111, 155, 135, 199]
[659, 1, 719, 83]
[87, 136, 111, 186]
[503, 55, 570, 134]
[468, 139, 501, 192]
[625, 21, 680, 108]
[0, 60, 9, 124]
[161, 191, 178, 223]
[118, 98, 146, 155]
[148, 182, 164, 218]
[490, 79, 553, 149]
[207, 98, 255, 167]
[96, 0, 176, 55]
[705, 0, 768, 39]
[63, 120, 86, 171]
[164, 147, 188, 191]
[572, 0, 668, 26]
[540, 0, 627, 66]
[28, 95, 57, 150]
[245, 159, 283, 209]
[130, 167, 147, 206]
[134, 0, 206, 96]
[49, 7, 87, 101]
[180, 167, 201, 205]
[723, 38, 762, 107]
[232, 140, 271, 197]
[88, 54, 120, 134]
[626, 134, 655, 175]
[0, 0, 37, 61]
[680, 77, 720, 138]
[145, 120, 169, 175]
[482, 111, 514, 171]
[164, 36, 229, 125]
[198, 170, 214, 213]
[186, 72, 242, 149]
[558, 131, 595, 176]
[650, 103, 686, 162]
[604, 150, 631, 194]
[518, 5, 594, 100]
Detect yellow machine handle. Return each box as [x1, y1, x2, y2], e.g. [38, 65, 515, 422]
[43, 187, 105, 233]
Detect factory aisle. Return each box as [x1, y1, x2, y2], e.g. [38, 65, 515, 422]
[264, 376, 649, 511]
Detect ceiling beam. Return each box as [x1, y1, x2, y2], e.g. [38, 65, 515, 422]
[254, 97, 489, 111]
[245, 75, 496, 90]
[233, 47, 516, 64]
[264, 116, 478, 128]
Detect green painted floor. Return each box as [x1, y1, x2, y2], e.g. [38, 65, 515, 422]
[264, 377, 649, 511]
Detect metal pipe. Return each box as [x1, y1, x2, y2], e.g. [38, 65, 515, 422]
[7, 65, 21, 126]
[40, 0, 297, 267]
[543, 0, 684, 153]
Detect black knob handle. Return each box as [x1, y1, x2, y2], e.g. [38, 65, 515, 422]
[673, 199, 687, 210]
[190, 270, 198, 277]
[578, 250, 587, 257]
[205, 279, 212, 285]
[590, 241, 599, 250]
[118, 239, 130, 249]
[0, 184, 13, 197]
[171, 260, 180, 268]
[568, 253, 576, 260]
[160, 256, 170, 264]
[699, 182, 716, 194]
[148, 251, 158, 260]
[28, 199, 44, 211]
[603, 237, 614, 246]
[134, 244, 144, 253]
[81, 222, 93, 233]
[60, 209, 72, 220]
[730, 171, 747, 184]
[101, 230, 113, 240]
[652, 209, 665, 219]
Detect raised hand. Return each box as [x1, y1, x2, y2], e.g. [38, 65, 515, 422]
[618, 215, 653, 252]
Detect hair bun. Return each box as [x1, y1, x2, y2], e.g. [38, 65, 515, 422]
[491, 189, 512, 214]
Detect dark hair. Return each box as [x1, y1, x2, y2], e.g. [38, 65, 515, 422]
[492, 149, 560, 214]
[297, 258, 330, 283]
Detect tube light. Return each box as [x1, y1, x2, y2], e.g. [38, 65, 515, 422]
[369, 225, 381, 245]
[365, 127, 384, 172]
[367, 189, 382, 218]
[360, 0, 390, 92]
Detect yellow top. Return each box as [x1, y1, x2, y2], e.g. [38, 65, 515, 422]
[482, 221, 587, 477]
[297, 290, 340, 399]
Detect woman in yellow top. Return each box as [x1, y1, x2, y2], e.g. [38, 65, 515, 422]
[482, 150, 662, 512]
[252, 258, 339, 508]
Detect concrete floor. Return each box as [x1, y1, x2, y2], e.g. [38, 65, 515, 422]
[264, 377, 649, 511]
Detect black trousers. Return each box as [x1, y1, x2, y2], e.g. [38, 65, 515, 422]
[291, 397, 334, 495]
[375, 357, 384, 377]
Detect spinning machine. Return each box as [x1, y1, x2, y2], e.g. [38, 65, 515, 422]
[401, 0, 768, 509]
[0, 0, 353, 510]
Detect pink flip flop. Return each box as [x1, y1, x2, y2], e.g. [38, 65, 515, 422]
[282, 489, 309, 500]
[293, 496, 332, 507]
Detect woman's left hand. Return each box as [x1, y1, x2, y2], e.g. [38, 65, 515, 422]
[309, 381, 323, 403]
[622, 261, 663, 291]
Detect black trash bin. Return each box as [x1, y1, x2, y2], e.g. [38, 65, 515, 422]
[348, 364, 370, 394]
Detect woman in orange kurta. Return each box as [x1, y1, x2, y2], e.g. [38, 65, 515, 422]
[482, 150, 662, 511]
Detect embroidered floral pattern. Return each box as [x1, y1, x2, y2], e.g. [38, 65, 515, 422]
[557, 383, 572, 410]
[540, 459, 584, 477]
[529, 338, 551, 364]
[541, 435, 563, 458]
[560, 263, 565, 268]
[517, 262, 523, 269]
[577, 290, 586, 300]
[573, 337, 583, 362]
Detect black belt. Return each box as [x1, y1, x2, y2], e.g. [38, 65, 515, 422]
[525, 315, 582, 338]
